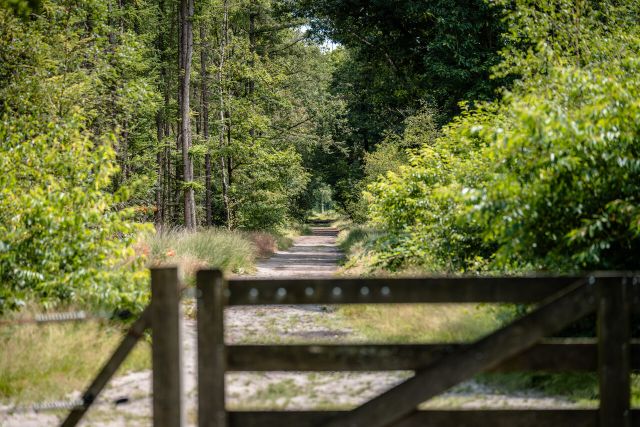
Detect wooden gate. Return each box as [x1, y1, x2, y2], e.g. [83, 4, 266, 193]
[195, 271, 639, 427]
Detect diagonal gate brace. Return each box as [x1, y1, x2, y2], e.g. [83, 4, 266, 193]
[323, 278, 597, 427]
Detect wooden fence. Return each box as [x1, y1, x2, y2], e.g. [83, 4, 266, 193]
[62, 270, 640, 427]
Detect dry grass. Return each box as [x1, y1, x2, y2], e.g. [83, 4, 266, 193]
[141, 228, 257, 280]
[0, 320, 149, 404]
[339, 304, 501, 343]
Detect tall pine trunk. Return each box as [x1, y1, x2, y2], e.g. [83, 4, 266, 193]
[201, 21, 213, 227]
[180, 0, 196, 230]
[218, 0, 232, 228]
[155, 114, 165, 230]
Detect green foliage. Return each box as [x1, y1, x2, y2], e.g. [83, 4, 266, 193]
[0, 116, 149, 312]
[285, 0, 505, 217]
[0, 2, 154, 312]
[0, 0, 41, 17]
[367, 0, 640, 272]
[294, 0, 505, 134]
[232, 147, 310, 230]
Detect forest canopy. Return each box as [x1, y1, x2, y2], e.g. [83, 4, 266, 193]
[1, 0, 639, 311]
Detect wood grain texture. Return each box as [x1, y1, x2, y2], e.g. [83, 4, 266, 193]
[224, 341, 640, 372]
[151, 267, 184, 427]
[323, 279, 595, 427]
[598, 277, 631, 427]
[228, 276, 589, 305]
[227, 409, 640, 427]
[197, 269, 228, 427]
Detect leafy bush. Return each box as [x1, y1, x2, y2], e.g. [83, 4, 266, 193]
[233, 147, 309, 230]
[0, 116, 148, 313]
[367, 0, 640, 272]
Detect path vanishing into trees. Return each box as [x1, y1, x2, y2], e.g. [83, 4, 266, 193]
[1, 225, 580, 427]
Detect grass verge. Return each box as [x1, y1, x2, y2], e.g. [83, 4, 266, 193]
[476, 372, 640, 407]
[141, 228, 257, 279]
[0, 320, 149, 404]
[141, 226, 307, 280]
[340, 303, 501, 343]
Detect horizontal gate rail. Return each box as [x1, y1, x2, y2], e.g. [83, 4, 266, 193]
[227, 274, 640, 305]
[322, 278, 597, 427]
[225, 340, 640, 372]
[196, 271, 638, 427]
[227, 409, 640, 427]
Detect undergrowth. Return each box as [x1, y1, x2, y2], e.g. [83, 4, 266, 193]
[0, 319, 149, 404]
[476, 372, 640, 407]
[340, 304, 501, 343]
[141, 228, 258, 279]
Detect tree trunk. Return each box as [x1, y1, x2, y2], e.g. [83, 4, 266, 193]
[248, 2, 257, 141]
[201, 21, 213, 227]
[218, 0, 232, 228]
[180, 0, 196, 230]
[155, 113, 165, 231]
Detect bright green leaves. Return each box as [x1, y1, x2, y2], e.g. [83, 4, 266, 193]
[0, 116, 149, 313]
[366, 0, 640, 273]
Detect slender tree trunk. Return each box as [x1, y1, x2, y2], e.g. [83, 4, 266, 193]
[155, 0, 170, 230]
[248, 1, 257, 141]
[180, 0, 196, 230]
[218, 0, 232, 228]
[248, 1, 256, 97]
[201, 21, 213, 227]
[155, 114, 165, 230]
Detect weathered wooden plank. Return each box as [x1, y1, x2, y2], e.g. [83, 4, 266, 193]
[227, 276, 589, 305]
[598, 276, 631, 427]
[632, 277, 640, 313]
[60, 307, 151, 427]
[225, 341, 640, 372]
[227, 409, 640, 427]
[197, 269, 227, 427]
[151, 267, 184, 427]
[323, 278, 596, 427]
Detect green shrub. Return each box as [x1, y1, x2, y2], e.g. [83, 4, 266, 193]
[0, 116, 149, 313]
[367, 0, 640, 272]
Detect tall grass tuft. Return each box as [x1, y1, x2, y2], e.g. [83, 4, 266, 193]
[142, 228, 257, 278]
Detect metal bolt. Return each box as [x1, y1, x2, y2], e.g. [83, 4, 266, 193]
[332, 287, 342, 297]
[305, 287, 314, 297]
[276, 288, 287, 299]
[360, 286, 370, 296]
[249, 288, 258, 300]
[588, 276, 596, 285]
[381, 286, 390, 296]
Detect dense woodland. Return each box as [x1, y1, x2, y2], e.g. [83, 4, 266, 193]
[1, 0, 639, 312]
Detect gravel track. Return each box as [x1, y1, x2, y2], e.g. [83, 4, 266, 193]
[1, 226, 578, 426]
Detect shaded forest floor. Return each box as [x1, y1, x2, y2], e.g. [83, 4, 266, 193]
[1, 226, 584, 427]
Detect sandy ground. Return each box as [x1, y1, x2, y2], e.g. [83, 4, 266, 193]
[0, 226, 578, 427]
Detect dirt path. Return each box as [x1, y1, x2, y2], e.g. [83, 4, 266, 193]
[1, 226, 580, 426]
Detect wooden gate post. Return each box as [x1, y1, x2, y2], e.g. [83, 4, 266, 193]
[598, 275, 631, 427]
[197, 269, 227, 427]
[151, 267, 184, 427]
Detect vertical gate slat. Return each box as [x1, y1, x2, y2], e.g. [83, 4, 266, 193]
[598, 276, 631, 427]
[151, 267, 184, 427]
[197, 269, 227, 427]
